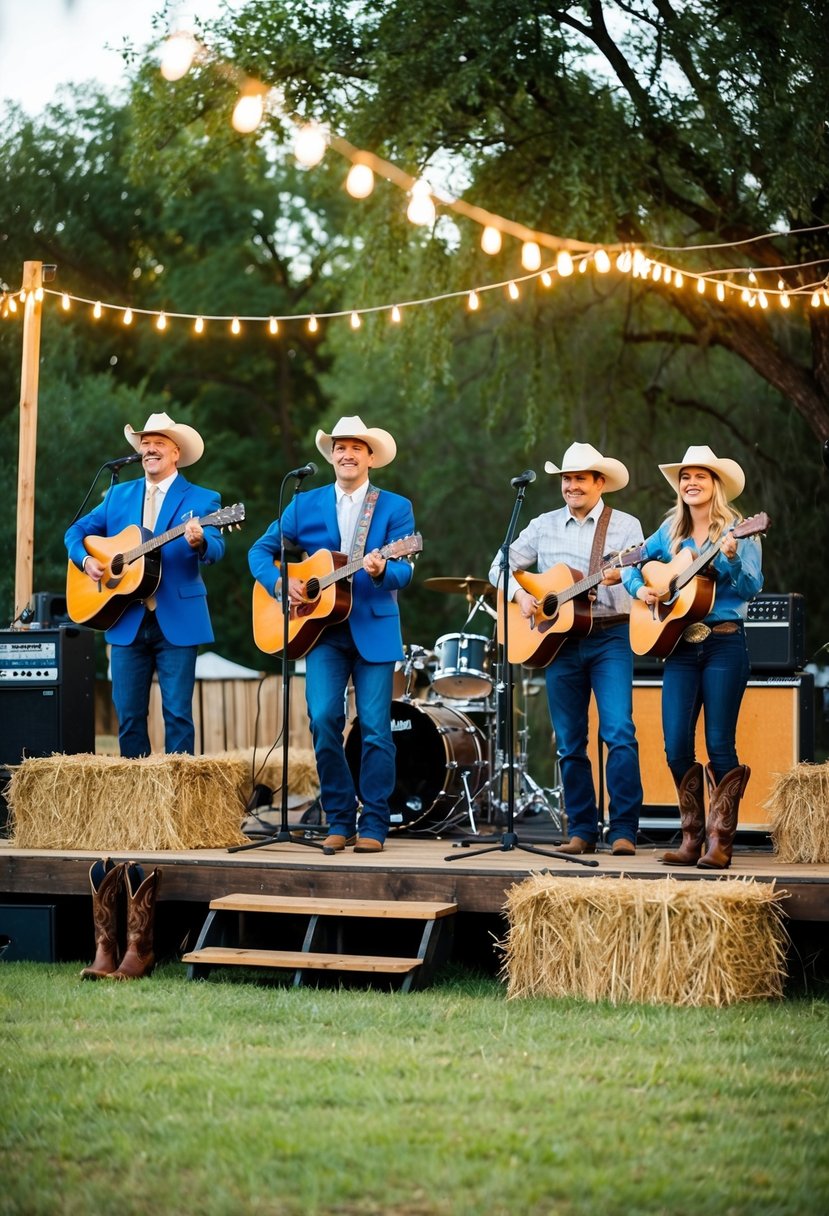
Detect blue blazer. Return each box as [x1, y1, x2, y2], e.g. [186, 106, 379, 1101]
[64, 474, 225, 646]
[248, 483, 415, 663]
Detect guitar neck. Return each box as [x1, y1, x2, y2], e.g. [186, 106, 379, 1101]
[317, 553, 366, 590]
[124, 520, 189, 565]
[675, 537, 724, 589]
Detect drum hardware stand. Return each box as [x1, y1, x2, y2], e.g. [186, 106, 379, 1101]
[446, 472, 597, 867]
[229, 467, 325, 855]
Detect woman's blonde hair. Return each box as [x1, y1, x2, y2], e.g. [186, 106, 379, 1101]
[666, 469, 744, 553]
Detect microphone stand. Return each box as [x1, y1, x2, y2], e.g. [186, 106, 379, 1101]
[446, 478, 597, 867]
[230, 469, 324, 854]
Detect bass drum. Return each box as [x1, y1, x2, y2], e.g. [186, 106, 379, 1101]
[345, 700, 486, 834]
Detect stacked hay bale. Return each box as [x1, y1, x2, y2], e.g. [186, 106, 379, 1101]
[765, 762, 829, 863]
[502, 874, 788, 1006]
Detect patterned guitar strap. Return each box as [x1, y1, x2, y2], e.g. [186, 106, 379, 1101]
[349, 486, 379, 563]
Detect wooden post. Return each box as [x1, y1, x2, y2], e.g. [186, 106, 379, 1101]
[14, 261, 44, 626]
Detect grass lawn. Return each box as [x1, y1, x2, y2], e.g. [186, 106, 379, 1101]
[1, 961, 828, 1215]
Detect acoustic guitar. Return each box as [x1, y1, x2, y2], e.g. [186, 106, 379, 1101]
[628, 512, 770, 658]
[66, 503, 245, 631]
[498, 545, 647, 668]
[252, 532, 423, 658]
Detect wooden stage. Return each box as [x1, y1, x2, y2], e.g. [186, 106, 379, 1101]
[3, 830, 829, 923]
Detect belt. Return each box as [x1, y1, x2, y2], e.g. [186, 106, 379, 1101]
[591, 614, 628, 631]
[681, 620, 742, 644]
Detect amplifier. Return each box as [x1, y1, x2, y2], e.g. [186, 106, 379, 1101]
[745, 593, 806, 672]
[0, 627, 96, 764]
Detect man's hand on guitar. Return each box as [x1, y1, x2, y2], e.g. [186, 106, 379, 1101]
[515, 588, 538, 619]
[637, 586, 660, 606]
[83, 556, 105, 582]
[363, 549, 387, 579]
[184, 518, 205, 549]
[600, 567, 622, 586]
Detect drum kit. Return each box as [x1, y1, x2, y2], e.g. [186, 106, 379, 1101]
[346, 573, 563, 836]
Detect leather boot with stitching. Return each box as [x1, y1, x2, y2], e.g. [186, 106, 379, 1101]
[81, 858, 124, 980]
[354, 837, 384, 853]
[555, 836, 596, 855]
[322, 833, 358, 853]
[107, 863, 161, 980]
[697, 764, 750, 870]
[661, 762, 705, 865]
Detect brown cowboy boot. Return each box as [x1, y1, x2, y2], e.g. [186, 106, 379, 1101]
[81, 858, 124, 980]
[661, 763, 705, 865]
[107, 864, 161, 980]
[697, 764, 751, 870]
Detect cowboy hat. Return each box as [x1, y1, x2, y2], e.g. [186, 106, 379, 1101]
[315, 415, 396, 468]
[659, 445, 745, 501]
[124, 411, 204, 468]
[544, 441, 629, 493]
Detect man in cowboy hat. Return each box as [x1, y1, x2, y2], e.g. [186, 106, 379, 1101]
[65, 411, 226, 757]
[488, 441, 644, 854]
[248, 415, 416, 853]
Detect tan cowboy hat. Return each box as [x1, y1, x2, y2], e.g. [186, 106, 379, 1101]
[659, 445, 745, 501]
[544, 441, 629, 492]
[124, 411, 204, 468]
[315, 414, 396, 468]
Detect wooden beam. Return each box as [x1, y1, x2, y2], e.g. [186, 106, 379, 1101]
[14, 261, 44, 625]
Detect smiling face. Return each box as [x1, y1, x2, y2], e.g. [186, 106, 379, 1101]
[560, 470, 604, 518]
[678, 466, 715, 509]
[140, 433, 181, 483]
[332, 438, 374, 490]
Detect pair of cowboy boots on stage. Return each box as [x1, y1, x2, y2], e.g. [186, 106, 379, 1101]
[661, 762, 751, 870]
[81, 858, 161, 980]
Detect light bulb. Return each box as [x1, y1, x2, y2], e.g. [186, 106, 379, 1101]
[468, 290, 479, 311]
[556, 251, 574, 277]
[268, 317, 279, 335]
[674, 271, 684, 289]
[540, 271, 552, 287]
[812, 292, 821, 307]
[390, 305, 401, 323]
[594, 249, 611, 273]
[156, 312, 167, 330]
[617, 250, 633, 273]
[781, 294, 790, 309]
[579, 258, 588, 273]
[232, 92, 265, 134]
[716, 282, 725, 301]
[123, 308, 133, 325]
[308, 315, 319, 333]
[8, 297, 17, 313]
[294, 124, 327, 168]
[407, 179, 435, 226]
[195, 316, 205, 334]
[350, 311, 361, 329]
[652, 264, 663, 282]
[160, 31, 197, 81]
[777, 278, 786, 290]
[346, 163, 374, 199]
[231, 317, 241, 334]
[481, 226, 502, 255]
[61, 293, 70, 310]
[34, 286, 43, 302]
[758, 291, 768, 309]
[697, 278, 706, 294]
[521, 241, 541, 271]
[93, 301, 102, 318]
[507, 281, 519, 300]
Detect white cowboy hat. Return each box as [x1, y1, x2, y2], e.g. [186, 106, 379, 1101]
[124, 411, 204, 468]
[315, 415, 396, 468]
[659, 445, 745, 501]
[544, 441, 629, 492]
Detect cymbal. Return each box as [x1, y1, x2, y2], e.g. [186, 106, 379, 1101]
[423, 575, 496, 598]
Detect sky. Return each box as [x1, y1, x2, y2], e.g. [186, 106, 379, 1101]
[0, 0, 235, 113]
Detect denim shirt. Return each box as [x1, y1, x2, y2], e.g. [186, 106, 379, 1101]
[621, 520, 763, 621]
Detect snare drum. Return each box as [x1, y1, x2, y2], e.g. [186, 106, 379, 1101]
[345, 700, 486, 832]
[431, 633, 492, 700]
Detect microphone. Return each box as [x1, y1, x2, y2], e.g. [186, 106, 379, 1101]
[104, 453, 143, 469]
[510, 469, 536, 487]
[287, 462, 318, 480]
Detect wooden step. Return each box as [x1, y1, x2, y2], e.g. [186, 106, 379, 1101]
[206, 893, 457, 920]
[182, 946, 422, 975]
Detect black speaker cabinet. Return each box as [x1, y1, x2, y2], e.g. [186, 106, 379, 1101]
[0, 627, 96, 765]
[745, 593, 806, 672]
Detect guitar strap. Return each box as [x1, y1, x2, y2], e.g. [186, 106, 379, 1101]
[588, 505, 612, 574]
[349, 486, 379, 562]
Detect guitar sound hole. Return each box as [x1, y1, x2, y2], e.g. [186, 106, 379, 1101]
[542, 594, 559, 619]
[110, 555, 124, 577]
[305, 578, 320, 601]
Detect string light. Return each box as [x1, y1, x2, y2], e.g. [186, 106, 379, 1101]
[556, 251, 574, 277]
[8, 297, 17, 313]
[540, 271, 552, 287]
[61, 293, 70, 310]
[346, 162, 375, 199]
[781, 293, 790, 308]
[34, 286, 43, 302]
[579, 258, 588, 274]
[231, 317, 241, 334]
[93, 301, 102, 319]
[468, 290, 479, 311]
[812, 292, 821, 307]
[160, 31, 198, 81]
[521, 241, 541, 271]
[232, 90, 265, 134]
[156, 312, 167, 330]
[481, 226, 502, 255]
[194, 316, 205, 334]
[594, 249, 611, 273]
[350, 311, 361, 329]
[407, 178, 436, 226]
[123, 308, 133, 325]
[390, 305, 401, 323]
[716, 282, 726, 302]
[507, 281, 519, 300]
[308, 315, 319, 333]
[293, 123, 328, 168]
[268, 317, 279, 335]
[697, 278, 706, 294]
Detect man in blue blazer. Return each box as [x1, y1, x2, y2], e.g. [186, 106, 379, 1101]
[65, 411, 225, 757]
[248, 416, 416, 853]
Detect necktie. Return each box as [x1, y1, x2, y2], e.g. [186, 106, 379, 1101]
[143, 484, 159, 531]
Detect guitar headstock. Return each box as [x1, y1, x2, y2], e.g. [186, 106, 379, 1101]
[603, 544, 647, 570]
[384, 532, 423, 559]
[733, 511, 770, 540]
[207, 503, 246, 531]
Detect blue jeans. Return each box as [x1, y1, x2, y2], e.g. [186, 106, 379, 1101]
[662, 628, 750, 786]
[545, 624, 643, 845]
[110, 611, 198, 757]
[304, 624, 395, 842]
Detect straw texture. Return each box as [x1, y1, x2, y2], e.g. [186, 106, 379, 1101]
[6, 753, 250, 850]
[217, 748, 319, 802]
[765, 762, 829, 863]
[501, 874, 788, 1006]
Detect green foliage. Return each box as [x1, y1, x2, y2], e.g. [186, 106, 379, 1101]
[1, 962, 828, 1215]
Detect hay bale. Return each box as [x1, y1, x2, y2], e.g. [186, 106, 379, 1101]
[765, 762, 829, 863]
[500, 874, 788, 1007]
[6, 754, 250, 851]
[215, 747, 319, 803]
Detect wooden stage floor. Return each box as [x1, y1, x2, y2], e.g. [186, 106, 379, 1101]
[3, 830, 829, 922]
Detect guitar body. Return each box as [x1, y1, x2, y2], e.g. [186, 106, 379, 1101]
[629, 562, 716, 657]
[66, 525, 161, 630]
[499, 564, 594, 668]
[252, 550, 353, 658]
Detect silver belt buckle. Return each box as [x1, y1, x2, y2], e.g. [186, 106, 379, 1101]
[682, 622, 711, 644]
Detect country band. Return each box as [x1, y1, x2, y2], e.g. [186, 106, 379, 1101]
[64, 416, 765, 865]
